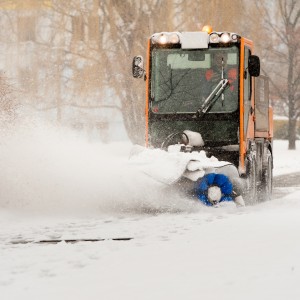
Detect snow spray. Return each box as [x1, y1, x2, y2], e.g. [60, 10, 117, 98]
[0, 117, 199, 216]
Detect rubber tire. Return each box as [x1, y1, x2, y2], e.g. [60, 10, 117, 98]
[259, 150, 273, 201]
[244, 158, 257, 206]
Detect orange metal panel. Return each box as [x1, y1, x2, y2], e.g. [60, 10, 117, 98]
[268, 107, 274, 138]
[145, 39, 151, 147]
[245, 39, 255, 144]
[239, 38, 254, 173]
[239, 39, 245, 172]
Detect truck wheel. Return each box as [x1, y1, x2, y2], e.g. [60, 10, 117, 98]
[245, 158, 257, 205]
[260, 150, 273, 201]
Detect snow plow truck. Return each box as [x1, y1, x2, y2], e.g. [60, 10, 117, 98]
[132, 26, 273, 207]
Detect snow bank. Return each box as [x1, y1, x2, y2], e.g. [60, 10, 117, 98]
[273, 140, 300, 176]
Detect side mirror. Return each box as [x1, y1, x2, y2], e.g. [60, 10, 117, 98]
[132, 55, 145, 78]
[248, 55, 260, 77]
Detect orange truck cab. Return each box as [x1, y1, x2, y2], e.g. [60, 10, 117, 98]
[132, 27, 273, 206]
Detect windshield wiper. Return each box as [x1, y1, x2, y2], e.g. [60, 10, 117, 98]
[194, 78, 229, 118]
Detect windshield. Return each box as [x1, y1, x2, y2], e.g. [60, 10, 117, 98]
[150, 46, 239, 114]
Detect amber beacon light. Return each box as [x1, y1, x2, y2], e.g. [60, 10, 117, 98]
[202, 25, 213, 34]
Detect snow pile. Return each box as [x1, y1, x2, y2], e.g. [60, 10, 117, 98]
[129, 144, 231, 184]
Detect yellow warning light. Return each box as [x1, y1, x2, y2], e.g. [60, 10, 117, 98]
[202, 25, 213, 34]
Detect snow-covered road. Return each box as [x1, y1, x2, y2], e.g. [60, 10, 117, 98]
[0, 124, 299, 300]
[1, 188, 300, 300]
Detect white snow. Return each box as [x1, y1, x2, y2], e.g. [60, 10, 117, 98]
[129, 144, 231, 184]
[273, 140, 300, 176]
[0, 123, 299, 300]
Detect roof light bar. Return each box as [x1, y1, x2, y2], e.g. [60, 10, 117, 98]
[209, 32, 240, 44]
[151, 31, 240, 46]
[151, 32, 180, 45]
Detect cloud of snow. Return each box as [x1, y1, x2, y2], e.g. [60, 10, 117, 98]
[0, 117, 202, 216]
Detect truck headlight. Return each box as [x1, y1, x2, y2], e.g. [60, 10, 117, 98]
[157, 33, 168, 44]
[209, 33, 219, 43]
[169, 33, 180, 44]
[220, 32, 231, 43]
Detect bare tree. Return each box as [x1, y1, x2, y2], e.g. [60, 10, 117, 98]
[99, 0, 176, 144]
[5, 0, 292, 146]
[174, 0, 246, 32]
[254, 0, 300, 149]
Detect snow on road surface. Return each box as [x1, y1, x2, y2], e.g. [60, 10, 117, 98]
[273, 139, 300, 176]
[0, 123, 299, 300]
